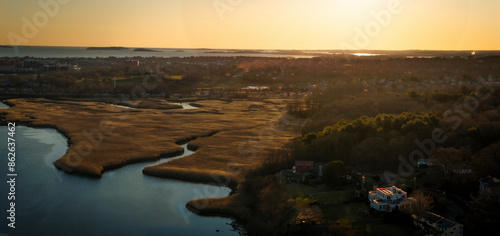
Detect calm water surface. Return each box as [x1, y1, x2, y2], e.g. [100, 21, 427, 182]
[0, 126, 237, 236]
[0, 101, 9, 109]
[0, 46, 313, 58]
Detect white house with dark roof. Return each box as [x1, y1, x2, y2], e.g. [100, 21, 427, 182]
[413, 211, 463, 236]
[368, 186, 408, 212]
[479, 175, 500, 191]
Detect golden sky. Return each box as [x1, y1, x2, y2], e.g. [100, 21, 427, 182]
[1, 0, 499, 50]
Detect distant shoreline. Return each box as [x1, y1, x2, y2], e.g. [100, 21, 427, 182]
[134, 48, 161, 52]
[86, 46, 128, 50]
[3, 45, 500, 59]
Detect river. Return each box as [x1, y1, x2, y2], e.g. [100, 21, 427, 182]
[0, 101, 9, 109]
[0, 105, 238, 235]
[168, 102, 199, 110]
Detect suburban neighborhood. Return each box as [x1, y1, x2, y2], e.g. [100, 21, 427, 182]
[280, 157, 496, 235]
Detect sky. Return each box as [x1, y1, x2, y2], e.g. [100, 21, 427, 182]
[0, 0, 499, 50]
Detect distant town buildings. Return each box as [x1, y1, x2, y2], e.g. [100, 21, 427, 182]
[241, 86, 269, 90]
[124, 60, 140, 66]
[15, 59, 76, 73]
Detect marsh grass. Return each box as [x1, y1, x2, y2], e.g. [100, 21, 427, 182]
[53, 97, 183, 109]
[2, 97, 298, 234]
[3, 98, 294, 180]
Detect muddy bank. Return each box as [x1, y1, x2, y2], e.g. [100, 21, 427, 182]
[142, 166, 239, 190]
[186, 197, 242, 222]
[54, 147, 184, 178]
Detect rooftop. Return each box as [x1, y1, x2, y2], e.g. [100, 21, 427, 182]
[377, 186, 407, 195]
[480, 175, 500, 188]
[419, 211, 459, 228]
[295, 160, 314, 166]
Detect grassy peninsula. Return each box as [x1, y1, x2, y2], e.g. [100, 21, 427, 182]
[2, 98, 295, 179]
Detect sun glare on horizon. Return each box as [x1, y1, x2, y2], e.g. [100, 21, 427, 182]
[0, 0, 499, 50]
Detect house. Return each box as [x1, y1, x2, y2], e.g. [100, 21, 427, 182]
[369, 186, 408, 212]
[295, 161, 314, 173]
[280, 161, 316, 184]
[479, 175, 500, 192]
[413, 211, 463, 236]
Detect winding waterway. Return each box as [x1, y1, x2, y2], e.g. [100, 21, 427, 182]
[0, 101, 237, 235]
[0, 101, 9, 109]
[168, 102, 199, 110]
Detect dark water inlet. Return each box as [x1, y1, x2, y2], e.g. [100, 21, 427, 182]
[0, 125, 237, 236]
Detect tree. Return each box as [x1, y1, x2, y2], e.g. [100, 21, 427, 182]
[351, 137, 388, 170]
[406, 89, 423, 99]
[238, 176, 295, 236]
[325, 160, 346, 187]
[469, 187, 500, 225]
[391, 83, 398, 92]
[429, 147, 467, 178]
[465, 187, 500, 235]
[403, 190, 434, 217]
[472, 141, 500, 176]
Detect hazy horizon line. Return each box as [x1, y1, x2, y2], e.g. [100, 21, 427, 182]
[2, 45, 500, 52]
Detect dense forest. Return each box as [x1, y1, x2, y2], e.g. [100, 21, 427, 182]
[267, 84, 500, 234]
[278, 84, 500, 174]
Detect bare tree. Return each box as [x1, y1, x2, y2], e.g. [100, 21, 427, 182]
[403, 190, 434, 217]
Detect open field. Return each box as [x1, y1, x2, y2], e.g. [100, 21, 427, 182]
[1, 98, 297, 182]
